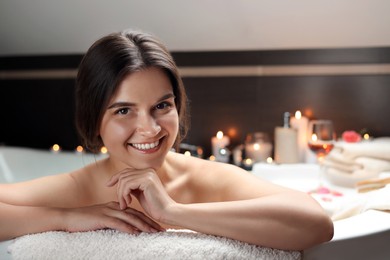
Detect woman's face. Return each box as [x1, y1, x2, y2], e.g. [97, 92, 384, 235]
[100, 67, 179, 170]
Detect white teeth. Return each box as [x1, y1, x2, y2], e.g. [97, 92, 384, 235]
[131, 140, 159, 150]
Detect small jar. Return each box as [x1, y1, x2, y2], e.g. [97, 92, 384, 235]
[244, 132, 273, 163]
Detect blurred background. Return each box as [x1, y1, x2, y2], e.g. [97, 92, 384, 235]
[1, 0, 390, 157]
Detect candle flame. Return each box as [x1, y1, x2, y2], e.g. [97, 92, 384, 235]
[295, 110, 302, 119]
[216, 131, 224, 139]
[311, 133, 318, 141]
[266, 157, 273, 163]
[253, 143, 260, 150]
[363, 133, 370, 140]
[184, 151, 191, 156]
[244, 158, 253, 165]
[76, 145, 84, 153]
[52, 144, 60, 152]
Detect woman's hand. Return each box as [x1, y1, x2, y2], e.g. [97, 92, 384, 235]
[106, 168, 176, 222]
[63, 202, 164, 234]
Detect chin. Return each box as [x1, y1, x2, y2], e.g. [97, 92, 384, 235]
[131, 158, 165, 171]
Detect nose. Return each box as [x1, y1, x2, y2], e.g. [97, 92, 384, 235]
[135, 113, 161, 137]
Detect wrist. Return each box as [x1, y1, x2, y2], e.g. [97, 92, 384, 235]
[160, 202, 185, 227]
[51, 207, 69, 232]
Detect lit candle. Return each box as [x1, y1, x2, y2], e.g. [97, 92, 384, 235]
[211, 131, 230, 163]
[245, 142, 273, 163]
[243, 158, 253, 167]
[290, 110, 309, 162]
[266, 157, 273, 164]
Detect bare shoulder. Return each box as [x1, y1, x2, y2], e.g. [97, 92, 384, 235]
[0, 160, 102, 207]
[165, 152, 288, 202]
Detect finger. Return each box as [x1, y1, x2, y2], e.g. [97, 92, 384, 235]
[104, 217, 140, 235]
[104, 204, 155, 233]
[106, 203, 164, 232]
[125, 193, 132, 208]
[109, 209, 159, 233]
[106, 171, 122, 187]
[119, 195, 127, 210]
[126, 208, 165, 232]
[117, 175, 136, 210]
[121, 211, 161, 233]
[106, 168, 133, 187]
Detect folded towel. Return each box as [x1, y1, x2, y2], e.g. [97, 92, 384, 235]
[322, 138, 390, 187]
[8, 229, 301, 260]
[329, 137, 390, 161]
[331, 184, 390, 221]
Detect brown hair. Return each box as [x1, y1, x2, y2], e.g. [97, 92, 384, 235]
[75, 29, 189, 153]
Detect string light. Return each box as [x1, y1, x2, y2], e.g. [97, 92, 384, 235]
[76, 145, 84, 153]
[51, 144, 61, 152]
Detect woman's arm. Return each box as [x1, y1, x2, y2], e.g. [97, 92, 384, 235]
[108, 159, 333, 251]
[0, 172, 164, 241]
[162, 191, 333, 250]
[0, 201, 164, 241]
[163, 161, 333, 251]
[0, 201, 63, 241]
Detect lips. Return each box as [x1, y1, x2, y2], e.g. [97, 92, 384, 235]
[130, 139, 160, 151]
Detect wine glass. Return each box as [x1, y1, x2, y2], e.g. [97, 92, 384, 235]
[307, 120, 336, 194]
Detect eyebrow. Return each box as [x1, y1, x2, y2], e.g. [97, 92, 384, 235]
[107, 93, 175, 110]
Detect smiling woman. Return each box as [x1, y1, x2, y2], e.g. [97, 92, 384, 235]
[99, 68, 179, 171]
[0, 29, 333, 253]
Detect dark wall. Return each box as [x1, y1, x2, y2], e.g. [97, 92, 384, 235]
[1, 48, 390, 156]
[183, 75, 390, 156]
[0, 79, 78, 150]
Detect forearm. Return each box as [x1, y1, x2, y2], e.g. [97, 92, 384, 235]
[0, 202, 63, 241]
[163, 192, 333, 250]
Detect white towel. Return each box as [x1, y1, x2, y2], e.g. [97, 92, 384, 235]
[323, 138, 390, 187]
[8, 229, 301, 260]
[331, 184, 390, 221]
[329, 137, 390, 161]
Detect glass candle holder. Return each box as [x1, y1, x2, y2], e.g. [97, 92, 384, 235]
[244, 132, 273, 163]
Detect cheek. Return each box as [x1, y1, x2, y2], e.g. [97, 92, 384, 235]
[100, 119, 135, 145]
[159, 112, 179, 135]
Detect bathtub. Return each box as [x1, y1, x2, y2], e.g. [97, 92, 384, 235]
[0, 146, 107, 259]
[1, 146, 390, 259]
[251, 163, 390, 259]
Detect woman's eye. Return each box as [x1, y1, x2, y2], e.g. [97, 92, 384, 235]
[155, 102, 171, 110]
[115, 108, 130, 115]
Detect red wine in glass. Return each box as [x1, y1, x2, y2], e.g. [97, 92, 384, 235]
[307, 120, 336, 194]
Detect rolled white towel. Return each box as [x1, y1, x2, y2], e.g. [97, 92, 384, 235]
[328, 137, 390, 162]
[322, 138, 390, 187]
